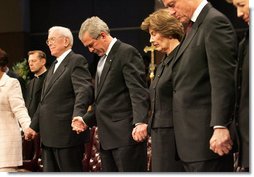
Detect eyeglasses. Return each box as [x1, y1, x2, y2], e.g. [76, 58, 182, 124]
[46, 36, 65, 46]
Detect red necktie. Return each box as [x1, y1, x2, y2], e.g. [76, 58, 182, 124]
[186, 20, 193, 36]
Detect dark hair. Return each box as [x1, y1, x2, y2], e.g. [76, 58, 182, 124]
[28, 50, 47, 59]
[0, 48, 8, 67]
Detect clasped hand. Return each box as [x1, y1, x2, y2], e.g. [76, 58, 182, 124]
[209, 128, 233, 156]
[132, 123, 148, 142]
[71, 116, 88, 134]
[24, 127, 37, 141]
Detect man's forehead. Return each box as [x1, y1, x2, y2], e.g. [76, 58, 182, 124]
[82, 32, 93, 43]
[28, 54, 40, 60]
[83, 31, 93, 40]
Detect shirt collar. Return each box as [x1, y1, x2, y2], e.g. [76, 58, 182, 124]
[34, 69, 47, 78]
[105, 38, 117, 56]
[191, 0, 208, 22]
[56, 49, 72, 64]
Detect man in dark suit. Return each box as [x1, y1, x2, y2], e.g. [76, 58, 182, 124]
[26, 50, 47, 118]
[25, 26, 94, 172]
[161, 0, 237, 171]
[72, 16, 150, 172]
[226, 0, 249, 172]
[23, 50, 47, 170]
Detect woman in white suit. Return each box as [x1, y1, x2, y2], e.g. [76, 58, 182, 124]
[0, 48, 31, 172]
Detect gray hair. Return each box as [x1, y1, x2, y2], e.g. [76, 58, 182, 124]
[79, 16, 110, 40]
[48, 26, 74, 47]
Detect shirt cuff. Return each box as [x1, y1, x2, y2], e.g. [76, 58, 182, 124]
[213, 125, 226, 129]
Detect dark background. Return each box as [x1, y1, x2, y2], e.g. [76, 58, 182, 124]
[0, 0, 248, 76]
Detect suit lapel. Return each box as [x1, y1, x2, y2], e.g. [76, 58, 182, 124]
[173, 3, 212, 66]
[95, 40, 121, 99]
[41, 52, 72, 100]
[95, 55, 113, 99]
[94, 73, 99, 97]
[153, 55, 167, 88]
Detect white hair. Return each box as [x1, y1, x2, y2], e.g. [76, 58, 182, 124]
[49, 26, 74, 47]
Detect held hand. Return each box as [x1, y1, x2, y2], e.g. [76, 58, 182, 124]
[132, 123, 148, 142]
[71, 116, 88, 134]
[209, 128, 233, 156]
[24, 127, 37, 141]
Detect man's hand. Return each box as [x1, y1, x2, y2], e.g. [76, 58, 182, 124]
[209, 128, 233, 156]
[132, 123, 148, 142]
[24, 127, 37, 141]
[71, 116, 88, 134]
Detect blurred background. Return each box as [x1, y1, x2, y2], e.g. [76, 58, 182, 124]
[0, 0, 248, 76]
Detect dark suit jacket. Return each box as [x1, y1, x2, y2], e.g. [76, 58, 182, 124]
[149, 49, 177, 131]
[84, 40, 149, 150]
[25, 71, 47, 118]
[30, 51, 93, 148]
[235, 31, 249, 167]
[171, 3, 237, 162]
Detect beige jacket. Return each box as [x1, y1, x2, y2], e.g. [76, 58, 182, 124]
[0, 73, 31, 168]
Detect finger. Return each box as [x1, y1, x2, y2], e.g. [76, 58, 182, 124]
[132, 127, 137, 135]
[132, 135, 138, 142]
[228, 139, 233, 146]
[210, 143, 216, 151]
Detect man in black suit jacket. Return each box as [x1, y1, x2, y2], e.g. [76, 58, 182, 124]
[23, 50, 47, 168]
[162, 0, 237, 171]
[72, 16, 150, 172]
[26, 50, 47, 118]
[226, 0, 249, 171]
[25, 26, 93, 172]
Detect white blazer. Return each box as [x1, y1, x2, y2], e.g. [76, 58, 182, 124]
[0, 73, 31, 168]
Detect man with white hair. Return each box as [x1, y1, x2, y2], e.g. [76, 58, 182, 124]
[25, 26, 93, 172]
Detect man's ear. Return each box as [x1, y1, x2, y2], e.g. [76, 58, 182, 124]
[64, 37, 70, 47]
[42, 58, 47, 65]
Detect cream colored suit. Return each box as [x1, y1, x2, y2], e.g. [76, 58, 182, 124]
[0, 73, 30, 169]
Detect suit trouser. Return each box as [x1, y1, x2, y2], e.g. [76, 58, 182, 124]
[182, 153, 234, 172]
[41, 143, 84, 172]
[100, 142, 147, 172]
